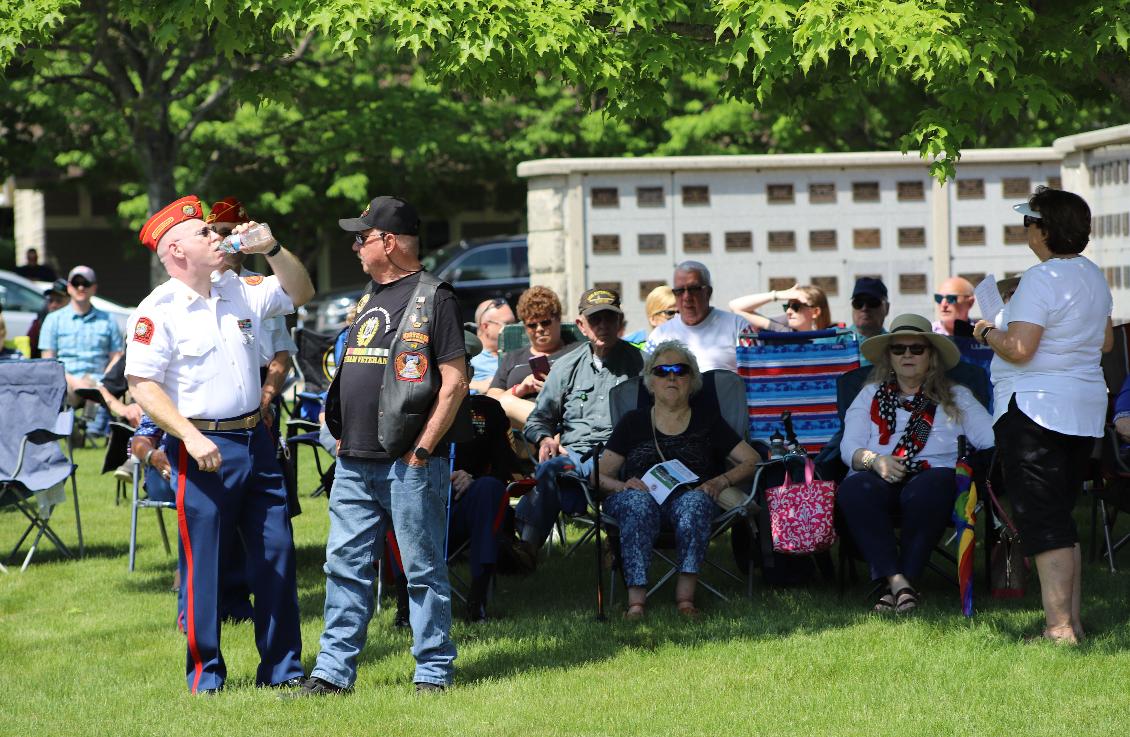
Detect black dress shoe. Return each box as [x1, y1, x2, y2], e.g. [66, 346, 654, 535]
[415, 682, 446, 694]
[285, 676, 351, 697]
[268, 676, 306, 689]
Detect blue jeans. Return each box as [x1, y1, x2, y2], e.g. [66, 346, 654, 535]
[311, 455, 455, 688]
[515, 451, 592, 547]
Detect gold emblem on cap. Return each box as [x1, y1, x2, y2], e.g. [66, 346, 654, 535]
[182, 204, 195, 216]
[587, 290, 615, 304]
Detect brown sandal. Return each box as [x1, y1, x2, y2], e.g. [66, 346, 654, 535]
[676, 600, 702, 619]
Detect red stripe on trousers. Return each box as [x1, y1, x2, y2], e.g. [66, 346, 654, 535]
[175, 442, 204, 693]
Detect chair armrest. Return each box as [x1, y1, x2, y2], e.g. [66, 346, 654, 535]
[286, 418, 321, 433]
[26, 409, 75, 444]
[74, 387, 106, 406]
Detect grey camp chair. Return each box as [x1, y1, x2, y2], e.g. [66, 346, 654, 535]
[595, 369, 761, 604]
[0, 360, 83, 571]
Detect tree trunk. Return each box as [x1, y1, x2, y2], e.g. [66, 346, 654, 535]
[138, 130, 179, 288]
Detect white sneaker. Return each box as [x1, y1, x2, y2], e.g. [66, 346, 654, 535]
[114, 456, 139, 483]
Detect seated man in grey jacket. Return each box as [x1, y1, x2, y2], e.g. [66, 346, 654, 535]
[515, 288, 643, 566]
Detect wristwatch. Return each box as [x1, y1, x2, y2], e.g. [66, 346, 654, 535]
[265, 243, 282, 258]
[413, 446, 430, 461]
[978, 324, 995, 343]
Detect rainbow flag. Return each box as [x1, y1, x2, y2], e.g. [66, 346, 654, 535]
[953, 455, 977, 617]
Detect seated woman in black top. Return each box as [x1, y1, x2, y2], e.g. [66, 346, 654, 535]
[486, 286, 581, 429]
[598, 341, 760, 619]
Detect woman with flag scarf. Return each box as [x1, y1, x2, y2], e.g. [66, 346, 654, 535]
[837, 314, 994, 613]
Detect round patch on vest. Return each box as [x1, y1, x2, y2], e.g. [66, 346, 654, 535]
[394, 351, 428, 382]
[133, 317, 155, 345]
[242, 275, 264, 286]
[356, 293, 370, 313]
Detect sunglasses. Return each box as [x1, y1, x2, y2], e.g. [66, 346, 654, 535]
[1023, 214, 1042, 228]
[652, 309, 678, 319]
[933, 293, 967, 304]
[889, 344, 928, 356]
[783, 301, 812, 312]
[69, 277, 93, 289]
[524, 318, 555, 330]
[209, 225, 234, 237]
[651, 363, 692, 377]
[852, 297, 882, 310]
[672, 285, 707, 297]
[354, 231, 391, 246]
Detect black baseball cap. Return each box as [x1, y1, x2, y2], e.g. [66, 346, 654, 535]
[338, 196, 420, 236]
[578, 287, 623, 317]
[44, 278, 68, 296]
[852, 277, 888, 302]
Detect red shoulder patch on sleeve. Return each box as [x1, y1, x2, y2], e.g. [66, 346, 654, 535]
[242, 275, 264, 286]
[133, 317, 155, 345]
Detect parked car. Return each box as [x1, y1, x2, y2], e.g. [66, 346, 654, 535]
[0, 269, 133, 340]
[300, 234, 529, 333]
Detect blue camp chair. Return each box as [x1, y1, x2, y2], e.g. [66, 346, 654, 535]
[0, 360, 83, 571]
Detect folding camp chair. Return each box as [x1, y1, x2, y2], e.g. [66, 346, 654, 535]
[127, 447, 175, 572]
[0, 360, 83, 570]
[591, 369, 762, 610]
[286, 327, 338, 497]
[1091, 321, 1130, 568]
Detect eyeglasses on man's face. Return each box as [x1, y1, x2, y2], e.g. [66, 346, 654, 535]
[852, 297, 882, 310]
[354, 231, 391, 246]
[1023, 214, 1042, 228]
[672, 285, 707, 298]
[933, 293, 969, 304]
[889, 343, 928, 356]
[70, 277, 93, 289]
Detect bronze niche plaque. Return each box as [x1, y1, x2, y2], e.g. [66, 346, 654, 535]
[809, 229, 837, 250]
[852, 181, 880, 202]
[1003, 225, 1027, 244]
[767, 183, 795, 204]
[853, 228, 881, 249]
[897, 181, 925, 201]
[682, 185, 710, 205]
[683, 232, 711, 253]
[767, 231, 796, 251]
[1002, 177, 1031, 198]
[593, 281, 622, 298]
[637, 233, 666, 254]
[592, 234, 621, 254]
[956, 178, 985, 199]
[811, 275, 839, 296]
[724, 231, 753, 251]
[808, 182, 836, 203]
[899, 273, 927, 294]
[1046, 176, 1061, 190]
[768, 277, 796, 292]
[638, 280, 664, 301]
[590, 187, 619, 208]
[898, 227, 926, 247]
[956, 225, 985, 246]
[637, 186, 665, 207]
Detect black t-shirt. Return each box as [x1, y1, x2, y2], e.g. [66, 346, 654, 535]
[490, 333, 583, 392]
[338, 272, 464, 460]
[606, 406, 741, 483]
[454, 395, 519, 481]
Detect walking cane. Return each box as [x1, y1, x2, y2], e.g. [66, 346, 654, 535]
[590, 443, 606, 621]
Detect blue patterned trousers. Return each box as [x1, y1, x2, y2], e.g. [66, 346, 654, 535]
[603, 489, 718, 588]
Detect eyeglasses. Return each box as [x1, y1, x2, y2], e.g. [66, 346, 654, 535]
[651, 363, 692, 377]
[852, 297, 882, 310]
[209, 226, 234, 237]
[933, 293, 967, 304]
[1023, 215, 1042, 228]
[672, 285, 707, 297]
[783, 301, 811, 312]
[889, 344, 928, 356]
[652, 309, 678, 319]
[524, 318, 555, 330]
[69, 277, 93, 289]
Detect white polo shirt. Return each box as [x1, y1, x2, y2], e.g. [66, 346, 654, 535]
[125, 271, 294, 420]
[645, 307, 749, 372]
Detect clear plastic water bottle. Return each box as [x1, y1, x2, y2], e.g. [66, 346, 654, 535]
[218, 223, 273, 254]
[769, 430, 786, 458]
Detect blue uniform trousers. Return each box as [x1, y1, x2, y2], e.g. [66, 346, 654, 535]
[448, 476, 509, 578]
[165, 423, 303, 693]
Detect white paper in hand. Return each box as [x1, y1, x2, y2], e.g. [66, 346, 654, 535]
[641, 459, 699, 505]
[974, 273, 1005, 324]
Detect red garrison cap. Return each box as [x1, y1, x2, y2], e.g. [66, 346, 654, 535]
[205, 196, 250, 225]
[139, 196, 204, 252]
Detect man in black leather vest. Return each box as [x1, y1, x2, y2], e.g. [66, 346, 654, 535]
[299, 196, 470, 696]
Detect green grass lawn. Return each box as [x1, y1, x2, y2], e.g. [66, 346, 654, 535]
[3, 444, 1130, 736]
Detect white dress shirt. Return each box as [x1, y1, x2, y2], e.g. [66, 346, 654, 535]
[125, 271, 294, 420]
[240, 267, 297, 363]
